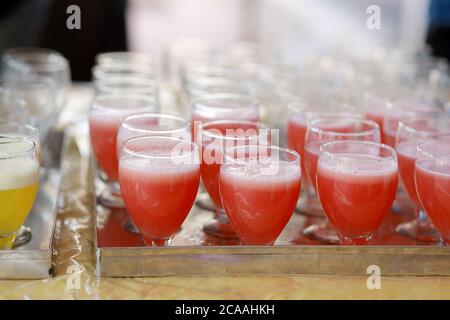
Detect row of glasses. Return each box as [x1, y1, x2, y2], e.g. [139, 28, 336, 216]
[395, 113, 450, 242]
[90, 51, 159, 209]
[302, 117, 381, 243]
[192, 95, 261, 238]
[1, 47, 71, 143]
[117, 132, 301, 247]
[199, 120, 267, 239]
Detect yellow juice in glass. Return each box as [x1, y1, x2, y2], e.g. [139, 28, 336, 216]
[0, 156, 39, 249]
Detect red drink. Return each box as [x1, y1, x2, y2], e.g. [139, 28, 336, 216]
[304, 117, 380, 191]
[200, 121, 264, 209]
[118, 136, 200, 244]
[365, 110, 384, 136]
[317, 154, 398, 240]
[220, 159, 301, 245]
[192, 94, 259, 138]
[415, 136, 450, 244]
[415, 161, 450, 243]
[396, 140, 420, 206]
[120, 160, 200, 240]
[89, 95, 156, 181]
[90, 115, 122, 180]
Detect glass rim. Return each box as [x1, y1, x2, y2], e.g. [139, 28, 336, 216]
[397, 113, 450, 135]
[0, 138, 36, 160]
[320, 140, 397, 162]
[200, 120, 268, 141]
[92, 64, 154, 79]
[91, 93, 157, 112]
[193, 93, 259, 112]
[94, 75, 158, 87]
[308, 117, 380, 138]
[121, 135, 199, 160]
[417, 133, 450, 161]
[3, 47, 68, 71]
[95, 51, 154, 65]
[120, 112, 190, 135]
[0, 122, 38, 138]
[223, 145, 301, 165]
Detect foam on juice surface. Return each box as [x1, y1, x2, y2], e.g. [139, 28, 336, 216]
[319, 153, 397, 177]
[120, 157, 199, 175]
[222, 160, 301, 183]
[0, 157, 39, 190]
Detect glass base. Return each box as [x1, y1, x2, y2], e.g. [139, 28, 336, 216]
[295, 201, 324, 218]
[195, 192, 216, 212]
[395, 219, 441, 243]
[339, 234, 373, 245]
[0, 230, 18, 249]
[203, 211, 238, 239]
[12, 225, 32, 249]
[142, 237, 172, 247]
[303, 222, 339, 244]
[98, 190, 124, 208]
[123, 218, 140, 235]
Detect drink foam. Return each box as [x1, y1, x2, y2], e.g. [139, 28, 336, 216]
[0, 157, 39, 190]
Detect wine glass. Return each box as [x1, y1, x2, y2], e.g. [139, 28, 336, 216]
[415, 134, 450, 245]
[286, 98, 362, 217]
[316, 140, 398, 245]
[302, 117, 381, 243]
[2, 47, 70, 112]
[117, 113, 191, 234]
[200, 120, 270, 239]
[0, 138, 39, 249]
[395, 113, 450, 242]
[191, 93, 259, 139]
[119, 136, 200, 246]
[89, 93, 157, 208]
[220, 145, 301, 245]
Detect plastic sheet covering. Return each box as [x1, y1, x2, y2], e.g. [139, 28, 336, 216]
[0, 85, 450, 299]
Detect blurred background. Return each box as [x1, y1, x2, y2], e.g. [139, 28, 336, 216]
[0, 0, 448, 81]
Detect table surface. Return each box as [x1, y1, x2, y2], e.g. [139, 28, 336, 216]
[1, 85, 449, 300]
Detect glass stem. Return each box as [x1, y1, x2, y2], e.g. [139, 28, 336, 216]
[143, 237, 172, 247]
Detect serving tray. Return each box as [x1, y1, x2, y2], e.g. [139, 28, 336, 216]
[94, 173, 450, 277]
[0, 169, 60, 279]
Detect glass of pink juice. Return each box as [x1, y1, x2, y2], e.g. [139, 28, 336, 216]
[286, 100, 361, 217]
[383, 98, 439, 147]
[200, 120, 269, 239]
[118, 136, 200, 246]
[220, 145, 301, 245]
[191, 93, 259, 140]
[316, 140, 398, 245]
[303, 117, 381, 244]
[89, 94, 156, 207]
[395, 114, 450, 243]
[116, 113, 191, 234]
[416, 135, 450, 245]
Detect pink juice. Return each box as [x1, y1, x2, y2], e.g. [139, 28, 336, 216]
[119, 158, 200, 240]
[287, 116, 308, 175]
[317, 155, 398, 238]
[365, 110, 384, 138]
[415, 160, 450, 243]
[396, 141, 420, 207]
[192, 106, 259, 139]
[304, 141, 320, 190]
[89, 113, 123, 181]
[219, 161, 301, 245]
[200, 122, 262, 209]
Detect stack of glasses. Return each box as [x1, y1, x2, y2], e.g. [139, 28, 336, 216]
[0, 47, 71, 249]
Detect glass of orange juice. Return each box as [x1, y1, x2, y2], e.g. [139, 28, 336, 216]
[0, 137, 39, 249]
